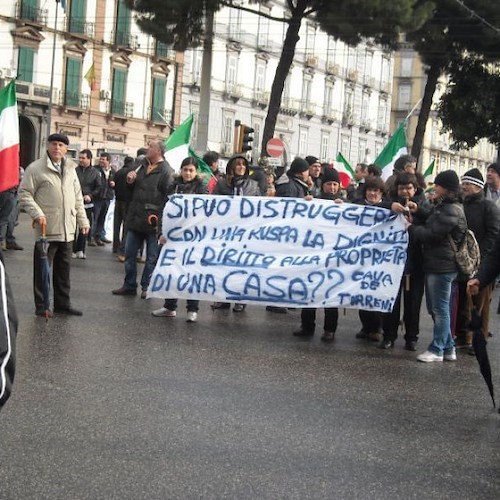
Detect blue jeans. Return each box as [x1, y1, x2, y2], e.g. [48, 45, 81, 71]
[123, 229, 159, 291]
[425, 272, 457, 355]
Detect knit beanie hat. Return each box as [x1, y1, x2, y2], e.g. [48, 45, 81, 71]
[461, 168, 484, 189]
[322, 167, 340, 184]
[288, 157, 310, 175]
[434, 170, 460, 193]
[305, 155, 320, 166]
[487, 163, 500, 176]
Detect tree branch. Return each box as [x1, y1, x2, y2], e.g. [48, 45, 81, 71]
[220, 1, 290, 23]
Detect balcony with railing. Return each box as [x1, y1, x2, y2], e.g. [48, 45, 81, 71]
[322, 108, 338, 125]
[279, 97, 300, 116]
[16, 1, 48, 24]
[299, 101, 316, 119]
[59, 90, 90, 110]
[15, 81, 53, 103]
[147, 107, 171, 124]
[252, 90, 269, 108]
[68, 19, 95, 38]
[111, 31, 140, 50]
[106, 98, 134, 118]
[223, 82, 243, 101]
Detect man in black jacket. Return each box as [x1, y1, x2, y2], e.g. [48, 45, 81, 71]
[112, 140, 174, 298]
[275, 157, 312, 199]
[0, 252, 17, 410]
[456, 169, 500, 346]
[74, 149, 102, 259]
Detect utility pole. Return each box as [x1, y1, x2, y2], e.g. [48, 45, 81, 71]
[47, 0, 61, 138]
[195, 6, 214, 153]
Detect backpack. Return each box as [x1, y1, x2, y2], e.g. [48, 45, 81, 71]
[448, 230, 481, 277]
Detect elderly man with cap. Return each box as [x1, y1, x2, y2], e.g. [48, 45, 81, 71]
[19, 133, 90, 317]
[455, 168, 500, 348]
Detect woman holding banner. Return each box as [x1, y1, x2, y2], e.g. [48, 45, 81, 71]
[152, 157, 208, 322]
[379, 173, 427, 351]
[292, 166, 343, 340]
[354, 177, 386, 342]
[212, 155, 261, 312]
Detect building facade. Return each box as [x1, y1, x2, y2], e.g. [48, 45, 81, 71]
[0, 0, 181, 167]
[392, 45, 497, 177]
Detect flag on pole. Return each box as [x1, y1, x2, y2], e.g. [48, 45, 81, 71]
[84, 63, 96, 91]
[374, 123, 407, 181]
[423, 159, 435, 184]
[335, 152, 355, 189]
[0, 81, 20, 192]
[163, 114, 213, 183]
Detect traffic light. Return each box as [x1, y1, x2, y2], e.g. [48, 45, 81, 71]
[235, 121, 254, 153]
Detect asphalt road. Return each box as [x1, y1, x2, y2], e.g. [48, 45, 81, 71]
[1, 213, 499, 500]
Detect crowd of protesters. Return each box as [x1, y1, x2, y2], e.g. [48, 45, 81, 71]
[2, 132, 500, 371]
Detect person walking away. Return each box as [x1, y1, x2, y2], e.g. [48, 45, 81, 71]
[408, 170, 467, 362]
[152, 156, 208, 321]
[19, 133, 90, 317]
[74, 149, 101, 259]
[112, 140, 174, 299]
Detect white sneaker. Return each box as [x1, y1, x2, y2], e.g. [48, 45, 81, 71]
[77, 251, 86, 259]
[72, 252, 77, 259]
[417, 350, 443, 363]
[444, 350, 457, 361]
[186, 311, 198, 323]
[151, 307, 176, 317]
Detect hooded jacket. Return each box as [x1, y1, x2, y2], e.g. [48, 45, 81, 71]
[19, 154, 89, 241]
[214, 155, 260, 196]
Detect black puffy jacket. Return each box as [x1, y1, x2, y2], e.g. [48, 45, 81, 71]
[463, 191, 500, 256]
[409, 197, 467, 274]
[126, 160, 174, 234]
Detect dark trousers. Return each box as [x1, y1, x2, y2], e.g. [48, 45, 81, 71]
[0, 190, 15, 243]
[113, 200, 129, 254]
[164, 298, 199, 312]
[359, 309, 382, 334]
[91, 200, 110, 240]
[382, 273, 425, 343]
[301, 307, 339, 333]
[74, 207, 93, 253]
[34, 241, 72, 311]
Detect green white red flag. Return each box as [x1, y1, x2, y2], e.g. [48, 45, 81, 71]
[335, 152, 355, 189]
[0, 81, 19, 192]
[423, 159, 435, 184]
[374, 123, 407, 181]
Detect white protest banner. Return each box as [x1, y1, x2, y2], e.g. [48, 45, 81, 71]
[148, 195, 408, 312]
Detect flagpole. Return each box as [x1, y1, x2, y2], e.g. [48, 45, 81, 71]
[46, 0, 61, 139]
[403, 98, 422, 124]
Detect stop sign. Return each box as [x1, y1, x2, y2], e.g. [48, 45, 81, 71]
[266, 138, 285, 158]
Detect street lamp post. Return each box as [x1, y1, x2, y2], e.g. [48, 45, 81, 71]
[46, 0, 61, 138]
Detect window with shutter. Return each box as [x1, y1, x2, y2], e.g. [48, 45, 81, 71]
[18, 47, 35, 83]
[69, 0, 86, 34]
[111, 68, 126, 115]
[151, 78, 166, 122]
[65, 57, 81, 107]
[115, 0, 131, 47]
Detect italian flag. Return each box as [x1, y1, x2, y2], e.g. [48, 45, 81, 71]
[423, 159, 435, 184]
[374, 123, 407, 181]
[163, 114, 213, 183]
[0, 81, 19, 192]
[335, 152, 355, 189]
